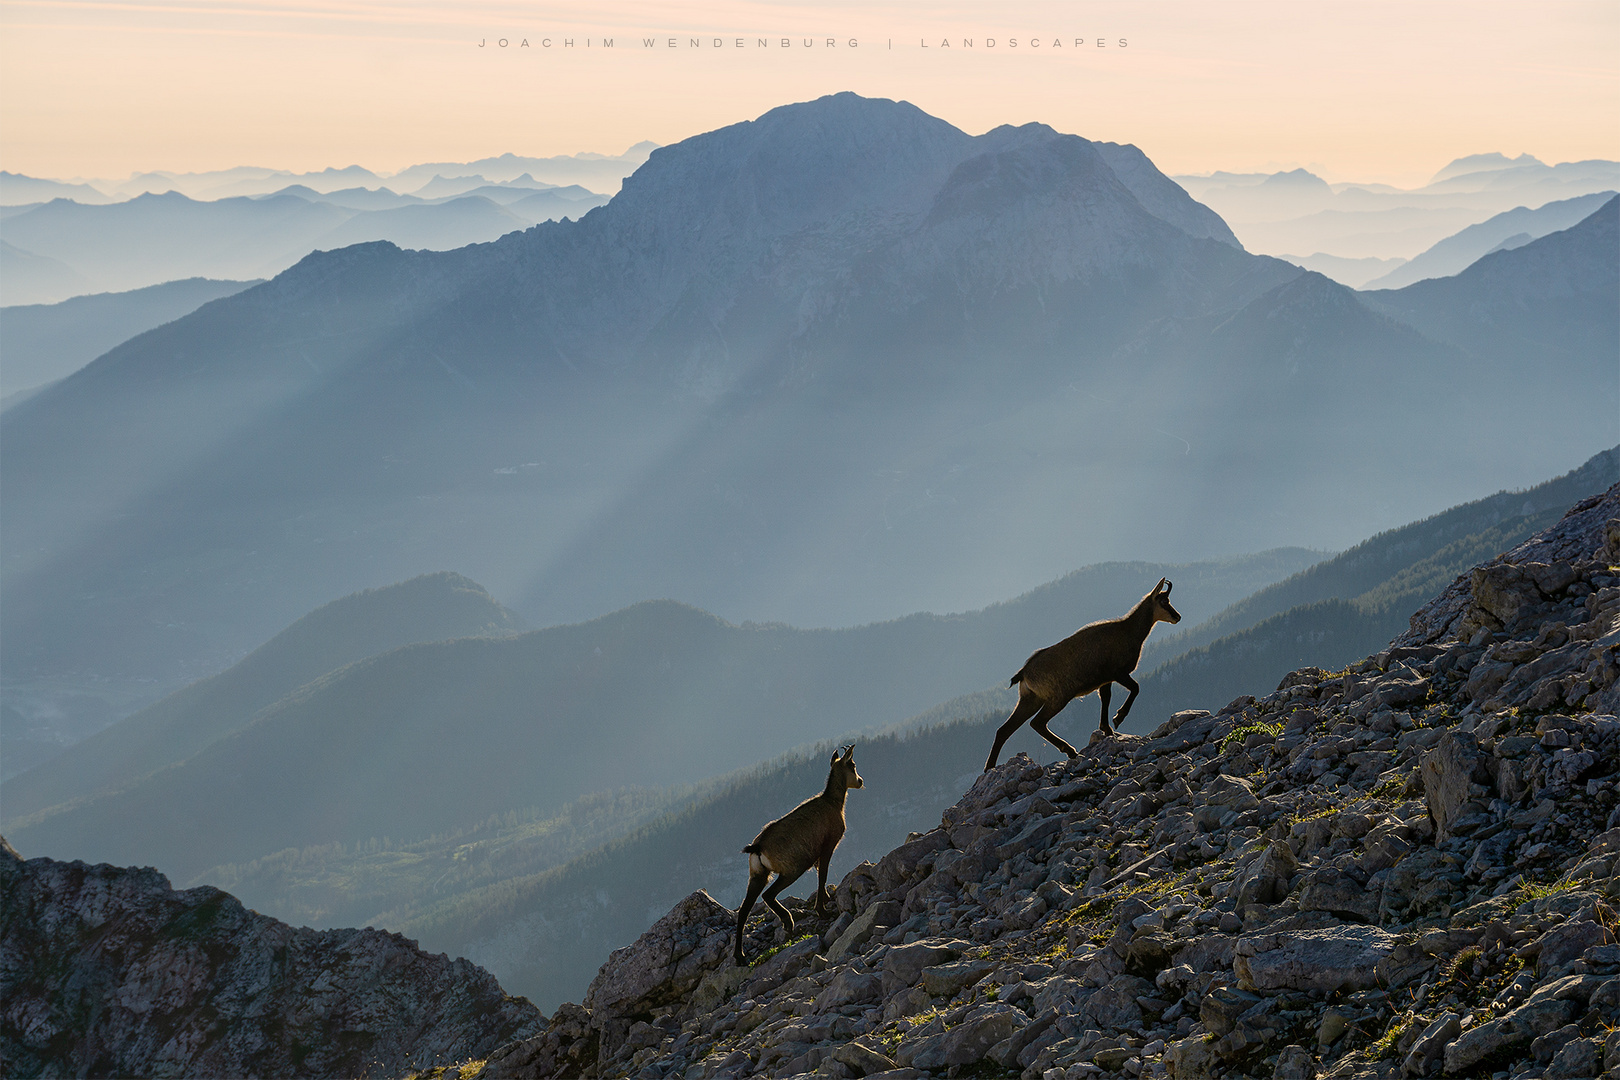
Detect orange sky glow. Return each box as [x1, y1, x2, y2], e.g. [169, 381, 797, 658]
[1, 0, 1616, 187]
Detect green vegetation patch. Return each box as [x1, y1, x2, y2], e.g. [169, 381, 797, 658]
[750, 932, 815, 968]
[1221, 721, 1282, 754]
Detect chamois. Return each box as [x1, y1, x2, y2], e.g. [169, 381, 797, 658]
[735, 744, 863, 965]
[984, 577, 1182, 771]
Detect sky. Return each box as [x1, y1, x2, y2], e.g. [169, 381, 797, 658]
[1, 0, 1616, 187]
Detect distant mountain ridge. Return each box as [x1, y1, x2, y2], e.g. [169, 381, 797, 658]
[0, 572, 525, 819]
[0, 277, 260, 397]
[1136, 445, 1620, 716]
[1362, 190, 1615, 288]
[0, 186, 607, 301]
[1, 551, 1312, 881]
[1362, 195, 1618, 364]
[0, 144, 655, 204]
[1175, 154, 1620, 271]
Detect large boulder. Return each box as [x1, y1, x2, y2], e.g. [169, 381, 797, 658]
[582, 889, 733, 1055]
[1443, 976, 1598, 1074]
[1234, 842, 1298, 906]
[896, 1002, 1027, 1069]
[1297, 866, 1381, 922]
[827, 898, 902, 960]
[1420, 731, 1491, 842]
[813, 968, 883, 1012]
[1234, 926, 1398, 993]
[881, 938, 968, 997]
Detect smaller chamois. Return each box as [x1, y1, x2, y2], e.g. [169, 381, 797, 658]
[984, 578, 1182, 771]
[735, 744, 864, 965]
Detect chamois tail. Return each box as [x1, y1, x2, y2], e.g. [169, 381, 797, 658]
[1009, 667, 1026, 688]
[742, 844, 760, 854]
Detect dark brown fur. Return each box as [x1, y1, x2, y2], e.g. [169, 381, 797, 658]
[984, 578, 1181, 770]
[734, 745, 863, 965]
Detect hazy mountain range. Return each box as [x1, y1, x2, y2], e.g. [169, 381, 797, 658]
[3, 94, 1614, 745]
[1359, 190, 1617, 289]
[0, 144, 655, 204]
[1, 549, 1313, 878]
[1176, 153, 1619, 278]
[1, 278, 259, 400]
[0, 185, 609, 303]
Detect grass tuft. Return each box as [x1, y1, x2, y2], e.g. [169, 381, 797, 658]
[749, 932, 815, 968]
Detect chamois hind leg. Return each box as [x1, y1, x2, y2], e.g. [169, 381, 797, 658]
[1113, 674, 1141, 726]
[1029, 700, 1080, 759]
[985, 691, 1044, 771]
[1095, 684, 1114, 735]
[735, 863, 770, 964]
[762, 867, 806, 940]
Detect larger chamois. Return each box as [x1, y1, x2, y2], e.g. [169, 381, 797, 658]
[735, 745, 863, 965]
[984, 577, 1182, 771]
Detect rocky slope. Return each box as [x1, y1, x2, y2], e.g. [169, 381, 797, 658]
[0, 838, 545, 1078]
[451, 483, 1620, 1080]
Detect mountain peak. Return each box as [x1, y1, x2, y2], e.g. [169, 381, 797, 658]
[1260, 167, 1330, 190]
[1431, 151, 1545, 183]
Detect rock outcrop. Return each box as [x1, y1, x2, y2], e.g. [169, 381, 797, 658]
[447, 482, 1620, 1080]
[0, 838, 545, 1079]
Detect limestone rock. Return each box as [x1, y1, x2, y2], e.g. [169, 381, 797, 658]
[881, 938, 966, 996]
[895, 1002, 1024, 1068]
[1545, 1035, 1602, 1079]
[1234, 926, 1398, 993]
[584, 890, 733, 1021]
[813, 967, 882, 1011]
[1166, 1033, 1222, 1079]
[0, 847, 544, 1080]
[1274, 1043, 1317, 1079]
[1399, 1011, 1458, 1078]
[1200, 985, 1262, 1036]
[918, 958, 992, 998]
[828, 899, 902, 960]
[1442, 974, 1599, 1073]
[1297, 866, 1380, 922]
[1533, 917, 1615, 977]
[1235, 842, 1299, 906]
[1420, 731, 1490, 842]
[833, 1039, 899, 1076]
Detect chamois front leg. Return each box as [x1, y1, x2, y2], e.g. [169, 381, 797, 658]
[985, 692, 1043, 771]
[1113, 674, 1141, 725]
[735, 865, 769, 965]
[1029, 700, 1080, 759]
[814, 845, 834, 914]
[1096, 683, 1113, 734]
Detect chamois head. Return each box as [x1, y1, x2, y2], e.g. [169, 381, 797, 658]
[830, 744, 863, 789]
[1150, 578, 1182, 625]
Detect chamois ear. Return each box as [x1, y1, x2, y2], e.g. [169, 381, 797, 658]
[1154, 577, 1169, 593]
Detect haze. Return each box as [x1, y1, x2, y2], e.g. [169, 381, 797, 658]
[2, 1, 1616, 187]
